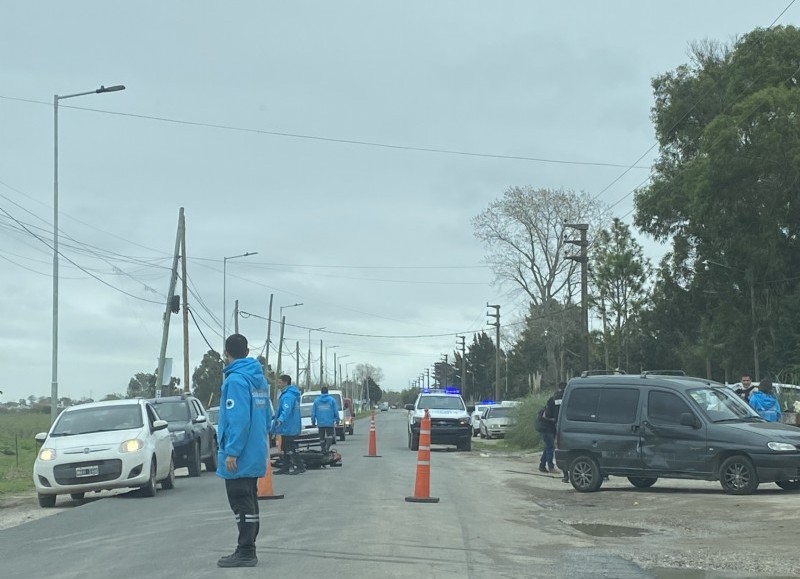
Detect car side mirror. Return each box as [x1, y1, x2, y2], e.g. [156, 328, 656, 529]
[679, 413, 699, 428]
[153, 420, 169, 431]
[193, 415, 208, 424]
[34, 432, 48, 444]
[404, 404, 414, 411]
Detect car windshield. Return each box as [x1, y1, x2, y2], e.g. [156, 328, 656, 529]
[51, 405, 144, 436]
[688, 387, 758, 421]
[487, 407, 512, 418]
[206, 408, 219, 425]
[418, 395, 465, 410]
[301, 393, 343, 408]
[152, 401, 190, 422]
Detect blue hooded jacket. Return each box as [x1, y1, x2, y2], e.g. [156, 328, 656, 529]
[749, 391, 781, 422]
[272, 384, 302, 436]
[312, 393, 340, 427]
[216, 357, 272, 479]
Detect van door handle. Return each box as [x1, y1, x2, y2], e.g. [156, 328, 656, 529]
[630, 424, 640, 433]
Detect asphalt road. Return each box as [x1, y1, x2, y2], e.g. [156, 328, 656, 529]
[5, 412, 796, 578]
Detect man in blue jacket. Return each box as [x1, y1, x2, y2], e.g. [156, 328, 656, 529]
[272, 374, 304, 475]
[216, 334, 271, 568]
[311, 386, 340, 452]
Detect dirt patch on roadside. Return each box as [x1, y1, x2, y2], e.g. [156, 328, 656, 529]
[0, 493, 59, 531]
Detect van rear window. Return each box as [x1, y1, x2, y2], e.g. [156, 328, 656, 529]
[565, 387, 639, 423]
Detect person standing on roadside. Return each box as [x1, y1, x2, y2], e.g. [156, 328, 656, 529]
[749, 378, 782, 422]
[272, 375, 304, 474]
[735, 373, 755, 402]
[535, 382, 565, 474]
[311, 386, 340, 452]
[216, 334, 271, 568]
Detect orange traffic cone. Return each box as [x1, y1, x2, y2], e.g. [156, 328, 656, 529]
[257, 443, 284, 501]
[405, 409, 439, 503]
[364, 410, 382, 458]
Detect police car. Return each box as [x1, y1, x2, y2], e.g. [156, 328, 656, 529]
[405, 388, 472, 452]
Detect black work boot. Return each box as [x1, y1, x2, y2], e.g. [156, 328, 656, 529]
[217, 551, 257, 568]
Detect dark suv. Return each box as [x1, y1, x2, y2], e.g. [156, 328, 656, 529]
[555, 372, 800, 495]
[148, 395, 217, 476]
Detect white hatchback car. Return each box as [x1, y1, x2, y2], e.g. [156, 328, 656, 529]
[33, 399, 175, 507]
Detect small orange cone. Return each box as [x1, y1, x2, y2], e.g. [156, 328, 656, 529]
[405, 409, 439, 503]
[257, 443, 284, 500]
[364, 410, 382, 458]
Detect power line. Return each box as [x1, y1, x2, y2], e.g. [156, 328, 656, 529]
[0, 94, 650, 170]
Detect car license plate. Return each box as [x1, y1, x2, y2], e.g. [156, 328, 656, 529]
[75, 466, 99, 478]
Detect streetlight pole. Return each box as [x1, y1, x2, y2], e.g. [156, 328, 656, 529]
[52, 84, 125, 424]
[222, 251, 257, 352]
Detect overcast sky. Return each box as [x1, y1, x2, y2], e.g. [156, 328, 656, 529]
[0, 2, 794, 404]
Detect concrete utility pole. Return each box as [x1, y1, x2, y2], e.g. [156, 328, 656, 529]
[457, 335, 466, 398]
[156, 208, 184, 394]
[295, 341, 300, 389]
[319, 339, 323, 386]
[565, 223, 590, 372]
[442, 354, 449, 388]
[180, 221, 190, 392]
[487, 303, 501, 401]
[264, 294, 273, 374]
[234, 300, 240, 334]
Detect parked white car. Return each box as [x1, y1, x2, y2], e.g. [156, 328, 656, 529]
[33, 399, 175, 507]
[479, 405, 516, 439]
[470, 404, 494, 437]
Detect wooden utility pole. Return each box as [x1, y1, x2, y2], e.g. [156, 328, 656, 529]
[156, 208, 184, 394]
[487, 303, 501, 401]
[234, 299, 239, 334]
[276, 316, 285, 375]
[264, 294, 273, 374]
[319, 339, 323, 387]
[180, 217, 189, 392]
[295, 341, 300, 389]
[565, 223, 590, 372]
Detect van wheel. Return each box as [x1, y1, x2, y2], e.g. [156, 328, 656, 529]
[339, 430, 345, 442]
[719, 455, 759, 495]
[569, 455, 603, 492]
[203, 438, 218, 472]
[188, 442, 201, 477]
[627, 477, 658, 489]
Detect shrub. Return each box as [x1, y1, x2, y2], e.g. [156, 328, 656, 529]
[505, 393, 551, 450]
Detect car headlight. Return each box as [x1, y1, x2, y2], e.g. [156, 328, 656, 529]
[458, 418, 469, 426]
[171, 431, 188, 442]
[39, 448, 57, 461]
[767, 442, 797, 451]
[120, 439, 144, 453]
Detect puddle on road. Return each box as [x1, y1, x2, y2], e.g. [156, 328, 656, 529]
[568, 522, 648, 537]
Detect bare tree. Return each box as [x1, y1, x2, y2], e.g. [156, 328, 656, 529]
[472, 186, 608, 306]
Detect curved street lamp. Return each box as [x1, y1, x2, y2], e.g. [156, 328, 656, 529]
[52, 84, 126, 424]
[222, 251, 257, 353]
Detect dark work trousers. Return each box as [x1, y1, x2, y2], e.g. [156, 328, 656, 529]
[281, 436, 304, 469]
[539, 431, 555, 469]
[225, 478, 259, 556]
[318, 426, 335, 452]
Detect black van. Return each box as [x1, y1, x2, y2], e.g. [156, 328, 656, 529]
[554, 373, 800, 495]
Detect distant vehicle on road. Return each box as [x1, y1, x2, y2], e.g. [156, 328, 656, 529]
[301, 389, 346, 441]
[479, 405, 516, 439]
[470, 403, 495, 437]
[33, 399, 175, 507]
[147, 395, 217, 477]
[206, 406, 219, 435]
[406, 388, 471, 451]
[379, 402, 389, 412]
